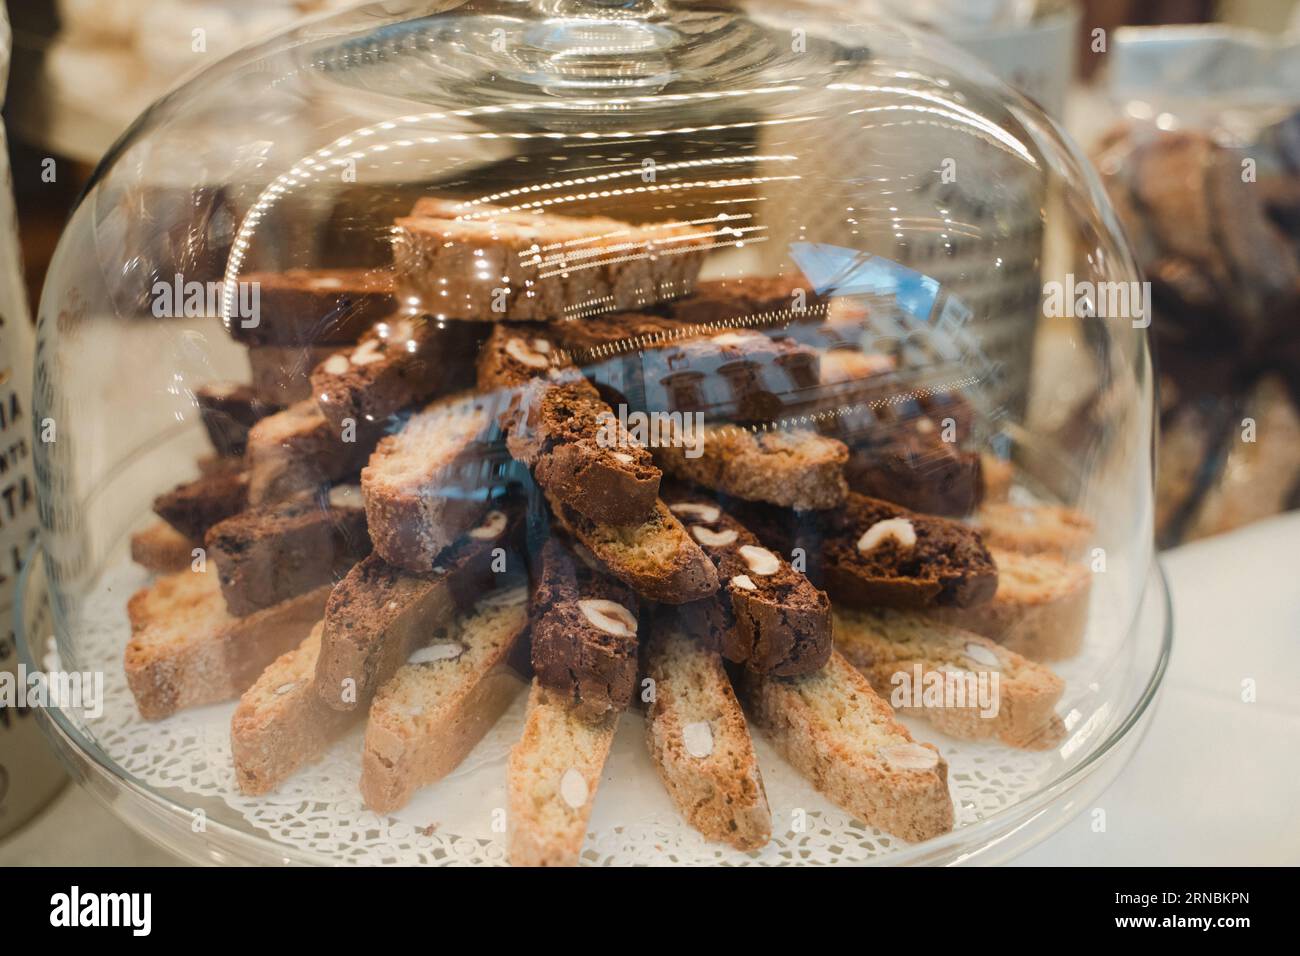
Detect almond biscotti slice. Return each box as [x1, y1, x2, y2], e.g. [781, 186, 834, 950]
[663, 488, 830, 676]
[246, 400, 376, 505]
[843, 424, 984, 518]
[544, 489, 718, 604]
[833, 607, 1065, 749]
[736, 651, 954, 843]
[231, 623, 357, 795]
[643, 619, 771, 850]
[125, 568, 329, 720]
[973, 502, 1094, 558]
[360, 585, 530, 814]
[314, 505, 516, 711]
[311, 313, 484, 430]
[926, 548, 1092, 662]
[476, 323, 570, 390]
[206, 485, 369, 616]
[513, 379, 662, 526]
[393, 198, 709, 321]
[477, 327, 662, 527]
[820, 493, 998, 610]
[507, 680, 619, 867]
[530, 538, 640, 721]
[127, 561, 212, 632]
[130, 521, 199, 575]
[361, 391, 509, 570]
[656, 426, 848, 511]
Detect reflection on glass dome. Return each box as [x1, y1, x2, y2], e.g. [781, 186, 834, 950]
[27, 0, 1160, 866]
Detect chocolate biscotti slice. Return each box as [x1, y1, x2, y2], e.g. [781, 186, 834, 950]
[530, 538, 640, 721]
[360, 585, 530, 814]
[125, 568, 329, 720]
[820, 493, 998, 610]
[843, 423, 984, 517]
[736, 651, 954, 843]
[314, 506, 515, 711]
[477, 326, 662, 526]
[361, 391, 509, 570]
[231, 623, 357, 795]
[130, 521, 199, 575]
[205, 485, 370, 616]
[926, 548, 1091, 662]
[227, 268, 395, 346]
[153, 458, 249, 541]
[643, 619, 771, 850]
[476, 323, 570, 389]
[196, 382, 279, 458]
[311, 313, 484, 430]
[512, 379, 662, 526]
[834, 607, 1065, 749]
[657, 426, 848, 511]
[246, 399, 376, 505]
[544, 489, 718, 604]
[507, 680, 619, 866]
[663, 489, 831, 676]
[393, 198, 710, 321]
[973, 502, 1093, 558]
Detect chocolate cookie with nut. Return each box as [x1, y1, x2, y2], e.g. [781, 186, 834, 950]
[529, 538, 641, 721]
[664, 486, 831, 676]
[821, 493, 997, 609]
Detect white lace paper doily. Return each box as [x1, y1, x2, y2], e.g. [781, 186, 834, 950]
[47, 560, 1103, 866]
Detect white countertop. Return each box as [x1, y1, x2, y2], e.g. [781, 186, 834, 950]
[5, 512, 1299, 867]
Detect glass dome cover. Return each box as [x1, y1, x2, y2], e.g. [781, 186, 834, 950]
[26, 0, 1164, 866]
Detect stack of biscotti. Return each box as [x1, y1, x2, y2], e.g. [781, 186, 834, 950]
[126, 482, 376, 719]
[123, 197, 1105, 866]
[232, 534, 527, 801]
[125, 565, 329, 720]
[473, 315, 718, 606]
